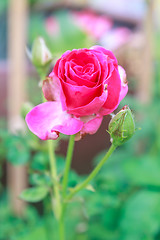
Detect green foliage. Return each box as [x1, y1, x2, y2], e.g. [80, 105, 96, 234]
[5, 134, 31, 165]
[20, 187, 49, 203]
[29, 172, 52, 186]
[0, 0, 8, 14]
[123, 155, 160, 187]
[1, 90, 160, 240]
[31, 152, 49, 171]
[0, 129, 33, 166]
[0, 129, 7, 161]
[120, 191, 160, 238]
[0, 195, 39, 240]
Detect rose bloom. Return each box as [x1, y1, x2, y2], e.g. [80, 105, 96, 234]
[26, 46, 128, 140]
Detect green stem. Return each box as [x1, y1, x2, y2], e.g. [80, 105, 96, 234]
[43, 197, 52, 240]
[65, 144, 116, 202]
[38, 68, 47, 83]
[62, 135, 75, 198]
[48, 140, 61, 220]
[59, 213, 65, 240]
[57, 135, 75, 240]
[39, 72, 64, 238]
[40, 72, 63, 238]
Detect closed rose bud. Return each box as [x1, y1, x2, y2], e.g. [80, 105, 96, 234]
[31, 37, 52, 68]
[108, 106, 135, 147]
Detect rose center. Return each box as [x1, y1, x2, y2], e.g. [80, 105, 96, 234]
[73, 63, 94, 76]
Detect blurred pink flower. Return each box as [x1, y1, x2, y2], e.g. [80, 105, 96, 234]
[73, 11, 113, 39]
[45, 16, 60, 36]
[26, 46, 128, 140]
[100, 27, 131, 50]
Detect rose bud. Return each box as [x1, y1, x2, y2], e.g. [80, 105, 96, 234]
[31, 37, 52, 68]
[108, 106, 135, 147]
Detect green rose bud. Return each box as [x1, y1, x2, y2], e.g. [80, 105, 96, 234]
[108, 106, 135, 147]
[31, 37, 52, 68]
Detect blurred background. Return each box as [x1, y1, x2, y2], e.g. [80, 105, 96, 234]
[1, 0, 160, 239]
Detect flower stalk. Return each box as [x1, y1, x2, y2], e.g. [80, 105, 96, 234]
[48, 140, 61, 220]
[62, 134, 75, 198]
[65, 144, 116, 202]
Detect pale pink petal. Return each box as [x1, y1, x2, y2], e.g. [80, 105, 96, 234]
[90, 45, 118, 65]
[25, 102, 83, 140]
[42, 75, 61, 101]
[81, 116, 103, 134]
[118, 65, 128, 101]
[75, 115, 103, 141]
[49, 71, 67, 109]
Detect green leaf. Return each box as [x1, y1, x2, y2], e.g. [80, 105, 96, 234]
[20, 187, 49, 202]
[31, 152, 49, 171]
[29, 173, 52, 186]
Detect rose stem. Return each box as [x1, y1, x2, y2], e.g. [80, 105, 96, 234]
[65, 144, 116, 202]
[48, 140, 61, 219]
[48, 140, 65, 240]
[62, 134, 75, 198]
[39, 73, 63, 238]
[57, 134, 75, 240]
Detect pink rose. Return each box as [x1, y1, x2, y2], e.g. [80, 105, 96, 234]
[72, 11, 112, 40]
[26, 46, 128, 140]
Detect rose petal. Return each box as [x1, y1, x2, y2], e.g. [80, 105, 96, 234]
[118, 65, 128, 101]
[91, 49, 110, 82]
[75, 115, 103, 140]
[25, 101, 83, 140]
[68, 90, 108, 117]
[91, 46, 118, 85]
[81, 116, 103, 134]
[67, 50, 98, 66]
[60, 79, 103, 111]
[99, 68, 121, 115]
[66, 62, 98, 87]
[91, 45, 118, 65]
[54, 50, 71, 76]
[42, 75, 61, 101]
